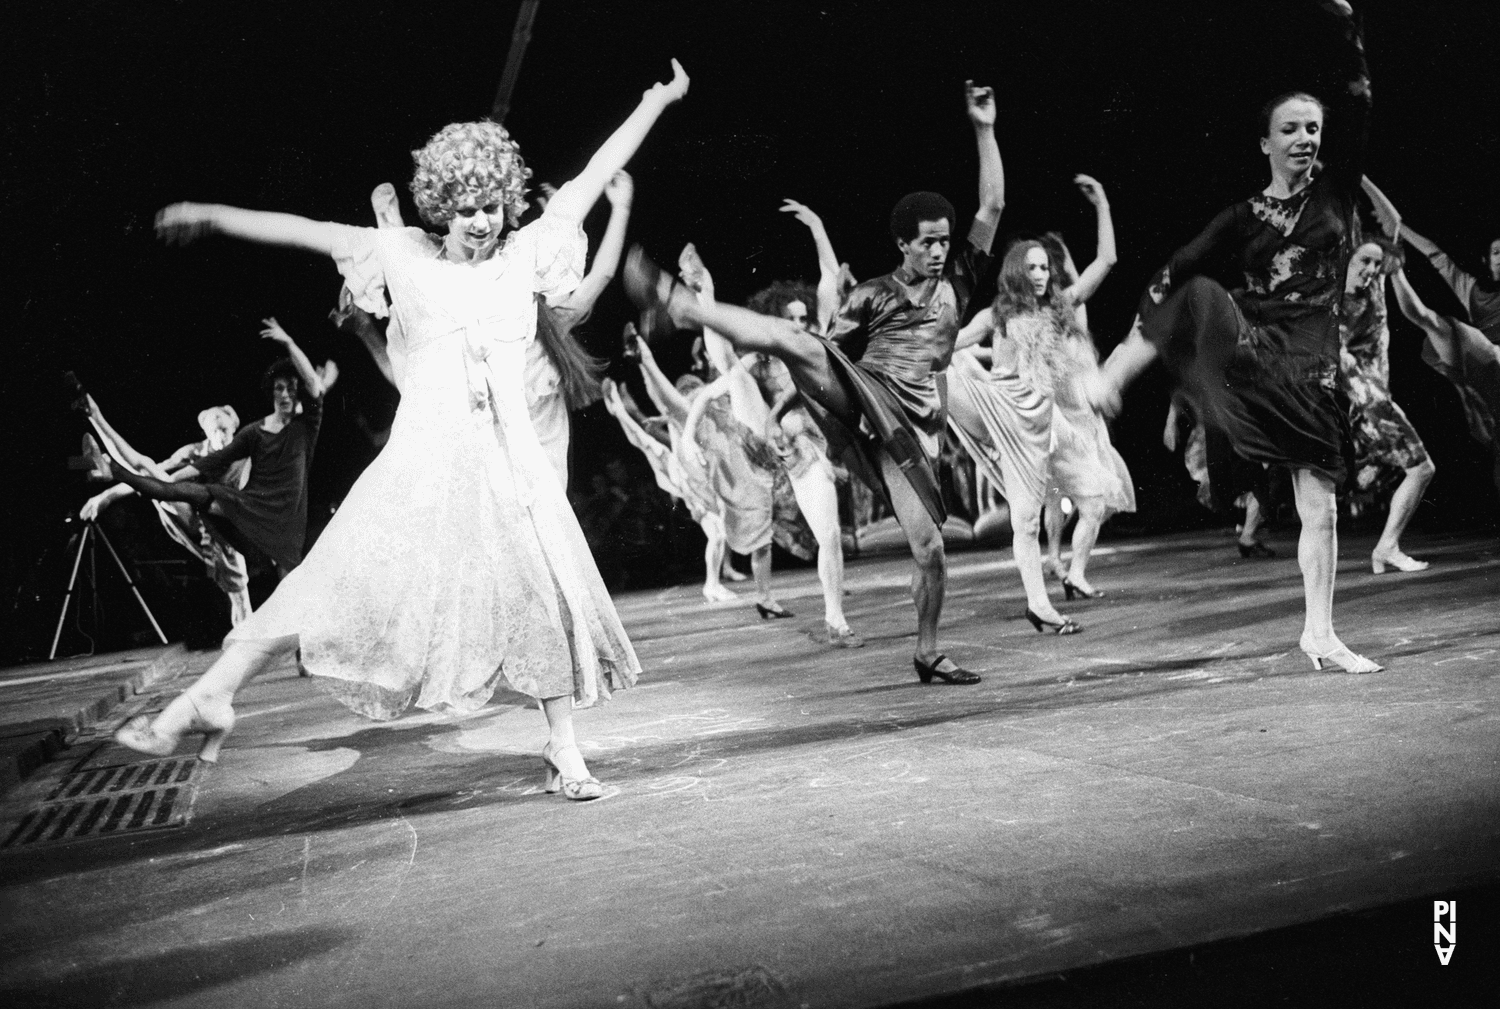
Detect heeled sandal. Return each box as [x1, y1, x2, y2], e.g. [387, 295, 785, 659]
[114, 695, 236, 764]
[756, 602, 794, 620]
[1025, 608, 1082, 635]
[913, 654, 981, 685]
[1237, 540, 1276, 559]
[1299, 636, 1382, 674]
[1061, 578, 1104, 601]
[623, 245, 695, 340]
[825, 623, 864, 648]
[540, 742, 604, 801]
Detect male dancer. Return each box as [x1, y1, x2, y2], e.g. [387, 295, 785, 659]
[625, 80, 1003, 684]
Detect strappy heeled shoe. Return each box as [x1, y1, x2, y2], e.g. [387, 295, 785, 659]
[1299, 635, 1382, 674]
[1237, 540, 1276, 559]
[1061, 578, 1104, 601]
[756, 602, 794, 620]
[825, 624, 864, 648]
[623, 245, 695, 340]
[913, 654, 981, 685]
[1025, 608, 1082, 635]
[1371, 549, 1428, 574]
[540, 742, 604, 801]
[114, 694, 236, 764]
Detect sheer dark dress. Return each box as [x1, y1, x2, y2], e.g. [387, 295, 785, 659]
[193, 393, 323, 574]
[1134, 7, 1370, 484]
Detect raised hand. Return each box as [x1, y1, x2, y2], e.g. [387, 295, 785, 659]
[779, 199, 824, 230]
[646, 58, 690, 106]
[678, 243, 713, 298]
[1074, 174, 1108, 207]
[604, 170, 634, 207]
[259, 317, 292, 344]
[318, 359, 340, 391]
[155, 203, 216, 246]
[965, 80, 996, 127]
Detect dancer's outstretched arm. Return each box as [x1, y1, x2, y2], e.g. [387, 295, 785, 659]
[780, 200, 843, 334]
[555, 171, 634, 314]
[1360, 176, 1402, 240]
[1400, 223, 1478, 311]
[542, 61, 688, 224]
[260, 317, 331, 400]
[1063, 175, 1117, 306]
[967, 81, 1004, 239]
[1389, 268, 1448, 336]
[954, 308, 994, 351]
[635, 336, 692, 424]
[156, 202, 338, 254]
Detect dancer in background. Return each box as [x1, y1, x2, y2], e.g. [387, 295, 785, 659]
[116, 61, 689, 800]
[626, 79, 1004, 685]
[84, 317, 335, 582]
[1092, 0, 1381, 673]
[1163, 396, 1276, 558]
[1336, 230, 1434, 572]
[681, 239, 860, 646]
[1361, 177, 1500, 492]
[80, 395, 254, 624]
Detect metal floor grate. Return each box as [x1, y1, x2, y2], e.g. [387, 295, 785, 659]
[2, 757, 204, 850]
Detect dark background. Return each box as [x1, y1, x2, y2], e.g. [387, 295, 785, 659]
[3, 0, 1496, 661]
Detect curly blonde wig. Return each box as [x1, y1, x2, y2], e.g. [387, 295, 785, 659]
[410, 120, 532, 227]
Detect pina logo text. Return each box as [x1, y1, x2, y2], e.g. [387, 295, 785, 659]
[1433, 901, 1456, 965]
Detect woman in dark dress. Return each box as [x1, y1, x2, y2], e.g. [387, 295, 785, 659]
[1091, 0, 1381, 673]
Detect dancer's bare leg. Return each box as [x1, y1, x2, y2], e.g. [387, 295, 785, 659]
[1011, 491, 1067, 623]
[789, 463, 848, 630]
[879, 452, 945, 665]
[1290, 468, 1378, 671]
[539, 695, 601, 797]
[1042, 497, 1070, 579]
[1239, 492, 1264, 547]
[114, 638, 292, 761]
[700, 515, 736, 601]
[750, 545, 784, 612]
[1372, 460, 1434, 571]
[1065, 495, 1107, 594]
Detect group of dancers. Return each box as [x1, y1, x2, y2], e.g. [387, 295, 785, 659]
[91, 0, 1500, 799]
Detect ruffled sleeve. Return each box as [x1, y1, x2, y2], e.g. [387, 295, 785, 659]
[328, 224, 389, 318]
[515, 211, 587, 302]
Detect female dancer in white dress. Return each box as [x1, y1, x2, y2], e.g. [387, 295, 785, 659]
[116, 60, 691, 800]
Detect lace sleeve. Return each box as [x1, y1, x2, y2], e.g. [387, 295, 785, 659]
[518, 212, 587, 301]
[328, 224, 389, 318]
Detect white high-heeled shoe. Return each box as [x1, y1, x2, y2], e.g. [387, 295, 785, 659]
[114, 694, 236, 763]
[1371, 549, 1429, 575]
[540, 742, 604, 801]
[1299, 635, 1382, 674]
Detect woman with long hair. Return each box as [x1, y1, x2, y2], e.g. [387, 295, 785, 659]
[1091, 1, 1381, 673]
[114, 61, 690, 801]
[945, 173, 1130, 631]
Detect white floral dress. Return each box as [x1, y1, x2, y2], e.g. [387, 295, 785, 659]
[224, 212, 639, 719]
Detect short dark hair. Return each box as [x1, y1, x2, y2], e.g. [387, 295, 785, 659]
[261, 357, 301, 397]
[889, 191, 955, 243]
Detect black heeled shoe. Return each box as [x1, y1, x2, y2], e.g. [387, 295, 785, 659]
[1061, 578, 1104, 601]
[623, 245, 694, 340]
[1025, 608, 1082, 635]
[756, 602, 794, 620]
[913, 654, 981, 685]
[1237, 540, 1276, 559]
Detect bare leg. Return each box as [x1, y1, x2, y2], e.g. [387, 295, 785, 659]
[789, 462, 849, 630]
[1290, 469, 1377, 670]
[878, 452, 945, 666]
[1065, 496, 1107, 594]
[1372, 460, 1435, 572]
[700, 514, 736, 602]
[540, 695, 602, 799]
[86, 445, 214, 508]
[1239, 493, 1264, 546]
[114, 638, 293, 761]
[750, 545, 785, 612]
[1010, 491, 1067, 623]
[1042, 497, 1070, 579]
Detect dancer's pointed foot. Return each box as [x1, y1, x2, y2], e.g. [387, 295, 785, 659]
[702, 583, 737, 603]
[1298, 633, 1382, 674]
[80, 434, 113, 482]
[541, 742, 604, 801]
[1370, 548, 1428, 574]
[825, 623, 864, 648]
[623, 245, 696, 339]
[114, 693, 236, 763]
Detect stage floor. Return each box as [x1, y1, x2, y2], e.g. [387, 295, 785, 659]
[2, 530, 1497, 1007]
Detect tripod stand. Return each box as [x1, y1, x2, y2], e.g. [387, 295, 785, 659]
[50, 519, 168, 660]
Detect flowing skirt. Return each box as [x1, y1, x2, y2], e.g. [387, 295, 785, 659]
[944, 350, 1051, 505]
[226, 341, 638, 720]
